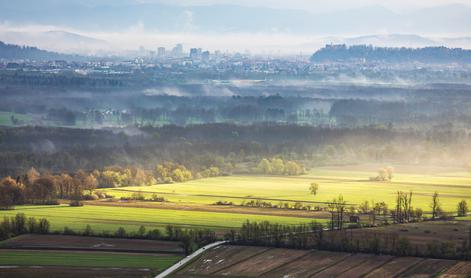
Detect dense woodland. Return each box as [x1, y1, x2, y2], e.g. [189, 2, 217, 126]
[0, 124, 469, 177]
[311, 44, 471, 63]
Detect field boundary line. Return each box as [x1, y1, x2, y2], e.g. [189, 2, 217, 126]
[155, 241, 228, 278]
[209, 246, 273, 275]
[307, 253, 353, 278]
[110, 188, 357, 205]
[88, 201, 330, 220]
[324, 254, 372, 277]
[258, 250, 315, 277]
[359, 256, 396, 278]
[391, 258, 426, 278]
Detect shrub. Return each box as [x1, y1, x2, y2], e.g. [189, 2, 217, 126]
[146, 229, 162, 240]
[151, 194, 166, 202]
[395, 237, 411, 256]
[137, 225, 146, 238]
[69, 200, 83, 207]
[82, 193, 99, 201]
[214, 200, 233, 206]
[11, 213, 27, 235]
[37, 218, 50, 234]
[115, 227, 127, 238]
[27, 217, 38, 233]
[63, 226, 76, 235]
[83, 224, 94, 236]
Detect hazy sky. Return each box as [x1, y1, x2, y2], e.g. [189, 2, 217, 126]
[0, 0, 470, 55]
[143, 0, 469, 12]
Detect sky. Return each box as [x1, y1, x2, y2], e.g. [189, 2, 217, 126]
[0, 0, 470, 55]
[135, 0, 469, 11]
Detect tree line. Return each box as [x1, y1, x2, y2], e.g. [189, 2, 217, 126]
[0, 213, 216, 256]
[1, 124, 469, 178]
[0, 213, 50, 241]
[0, 162, 224, 209]
[228, 220, 471, 260]
[311, 44, 471, 63]
[254, 158, 305, 176]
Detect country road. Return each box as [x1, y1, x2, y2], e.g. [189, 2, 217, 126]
[155, 241, 228, 278]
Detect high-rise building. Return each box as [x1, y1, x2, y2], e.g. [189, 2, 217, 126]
[157, 47, 166, 57]
[202, 51, 210, 61]
[190, 48, 203, 60]
[190, 48, 199, 59]
[172, 44, 183, 57]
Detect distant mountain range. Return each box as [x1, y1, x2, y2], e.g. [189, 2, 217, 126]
[0, 30, 109, 55]
[0, 41, 85, 61]
[0, 0, 470, 35]
[310, 44, 471, 63]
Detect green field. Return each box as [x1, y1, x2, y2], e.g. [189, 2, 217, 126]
[0, 111, 32, 126]
[1, 165, 468, 236]
[0, 205, 319, 233]
[0, 250, 180, 269]
[103, 166, 471, 212]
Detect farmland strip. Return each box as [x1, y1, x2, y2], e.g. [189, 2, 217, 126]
[110, 188, 357, 205]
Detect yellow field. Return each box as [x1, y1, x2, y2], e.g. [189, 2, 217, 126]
[103, 164, 471, 212]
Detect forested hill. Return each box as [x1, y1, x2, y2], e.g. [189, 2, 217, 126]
[310, 44, 471, 63]
[0, 41, 84, 61]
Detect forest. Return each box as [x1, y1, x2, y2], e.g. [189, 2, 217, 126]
[311, 44, 471, 63]
[0, 123, 469, 177]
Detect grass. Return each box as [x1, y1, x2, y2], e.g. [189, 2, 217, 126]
[0, 111, 32, 126]
[0, 205, 321, 233]
[0, 250, 180, 270]
[2, 165, 468, 236]
[102, 166, 471, 212]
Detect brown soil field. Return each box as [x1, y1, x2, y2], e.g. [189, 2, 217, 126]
[0, 234, 183, 254]
[177, 245, 268, 275]
[179, 245, 471, 278]
[326, 221, 471, 255]
[364, 257, 425, 278]
[441, 261, 471, 277]
[214, 248, 309, 277]
[398, 258, 457, 277]
[0, 266, 153, 278]
[337, 255, 394, 278]
[311, 253, 375, 277]
[87, 200, 331, 219]
[261, 250, 350, 278]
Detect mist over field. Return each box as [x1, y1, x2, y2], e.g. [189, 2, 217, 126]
[1, 1, 471, 277]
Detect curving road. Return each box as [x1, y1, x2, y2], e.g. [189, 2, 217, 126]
[155, 241, 228, 278]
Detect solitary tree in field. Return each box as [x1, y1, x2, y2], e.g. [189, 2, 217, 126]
[431, 192, 441, 220]
[457, 200, 469, 217]
[309, 182, 319, 197]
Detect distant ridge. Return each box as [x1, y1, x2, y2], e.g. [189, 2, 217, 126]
[310, 44, 471, 63]
[0, 41, 85, 61]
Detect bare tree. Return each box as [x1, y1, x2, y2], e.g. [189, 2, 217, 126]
[431, 192, 441, 220]
[332, 195, 347, 230]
